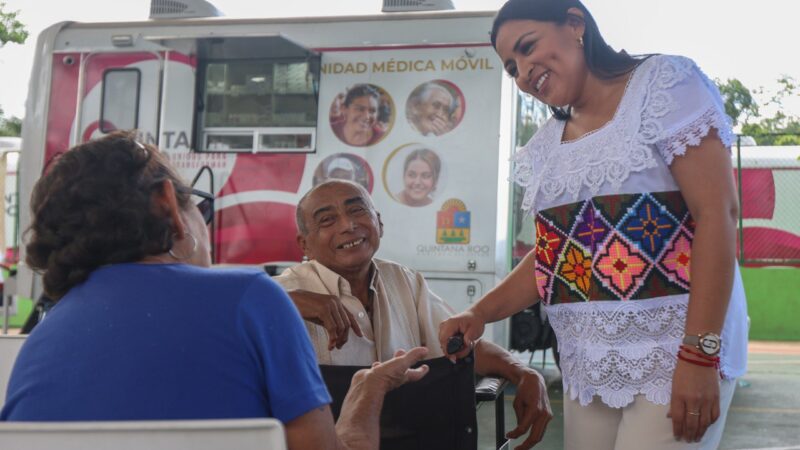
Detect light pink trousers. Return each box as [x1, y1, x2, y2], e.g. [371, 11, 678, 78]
[563, 379, 736, 450]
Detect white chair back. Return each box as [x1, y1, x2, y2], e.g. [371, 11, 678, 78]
[0, 418, 287, 450]
[0, 335, 25, 406]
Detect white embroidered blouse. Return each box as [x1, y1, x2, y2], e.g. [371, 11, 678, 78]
[512, 54, 749, 408]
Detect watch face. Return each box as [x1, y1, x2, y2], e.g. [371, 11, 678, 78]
[700, 334, 721, 355]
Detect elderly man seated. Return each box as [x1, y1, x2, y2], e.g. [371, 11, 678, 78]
[276, 180, 552, 448]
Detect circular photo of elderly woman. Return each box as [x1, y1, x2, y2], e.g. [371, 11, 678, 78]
[313, 153, 374, 193]
[383, 144, 445, 208]
[405, 80, 465, 137]
[330, 84, 395, 147]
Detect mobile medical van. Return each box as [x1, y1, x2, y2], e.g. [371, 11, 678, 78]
[12, 3, 546, 346]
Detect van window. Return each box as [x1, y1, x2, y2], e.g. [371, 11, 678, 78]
[100, 69, 141, 133]
[198, 59, 317, 153]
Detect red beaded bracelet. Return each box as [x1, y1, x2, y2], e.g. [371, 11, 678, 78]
[677, 351, 719, 368]
[679, 345, 720, 362]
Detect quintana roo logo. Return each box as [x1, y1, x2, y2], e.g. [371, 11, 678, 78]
[436, 198, 471, 244]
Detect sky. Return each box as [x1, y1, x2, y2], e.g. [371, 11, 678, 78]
[0, 0, 798, 121]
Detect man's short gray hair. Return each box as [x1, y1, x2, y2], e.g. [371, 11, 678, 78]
[295, 180, 376, 235]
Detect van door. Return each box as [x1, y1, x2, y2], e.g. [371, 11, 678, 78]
[77, 52, 163, 144]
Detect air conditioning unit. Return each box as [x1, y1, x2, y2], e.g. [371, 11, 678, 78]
[149, 0, 223, 19]
[382, 0, 455, 13]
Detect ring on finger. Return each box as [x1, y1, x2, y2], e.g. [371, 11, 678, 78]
[687, 411, 701, 416]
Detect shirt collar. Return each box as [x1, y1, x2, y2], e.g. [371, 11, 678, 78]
[307, 259, 379, 298]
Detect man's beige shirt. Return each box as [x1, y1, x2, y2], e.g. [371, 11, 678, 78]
[275, 258, 454, 365]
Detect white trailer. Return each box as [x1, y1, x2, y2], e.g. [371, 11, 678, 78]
[12, 7, 549, 346]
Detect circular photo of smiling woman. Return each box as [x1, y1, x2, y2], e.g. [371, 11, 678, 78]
[383, 144, 446, 208]
[406, 80, 465, 137]
[330, 83, 395, 147]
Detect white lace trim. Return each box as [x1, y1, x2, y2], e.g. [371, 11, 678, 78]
[655, 106, 735, 165]
[511, 55, 734, 215]
[639, 55, 734, 165]
[547, 296, 688, 408]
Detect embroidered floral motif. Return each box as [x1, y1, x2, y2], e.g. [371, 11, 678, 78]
[595, 234, 650, 298]
[660, 229, 693, 286]
[535, 267, 551, 300]
[534, 191, 692, 305]
[534, 220, 566, 271]
[573, 202, 610, 254]
[620, 195, 679, 259]
[557, 242, 593, 298]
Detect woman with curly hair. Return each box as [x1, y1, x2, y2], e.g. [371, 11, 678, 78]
[1, 131, 429, 450]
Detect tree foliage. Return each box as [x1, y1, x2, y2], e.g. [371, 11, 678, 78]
[0, 2, 27, 46]
[716, 75, 800, 145]
[717, 78, 759, 127]
[0, 3, 27, 136]
[0, 113, 22, 137]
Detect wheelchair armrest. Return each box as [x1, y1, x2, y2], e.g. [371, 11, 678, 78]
[475, 376, 509, 402]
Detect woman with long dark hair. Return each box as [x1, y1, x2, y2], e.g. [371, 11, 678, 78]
[440, 1, 748, 448]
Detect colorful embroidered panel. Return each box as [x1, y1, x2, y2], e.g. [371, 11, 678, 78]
[534, 191, 694, 304]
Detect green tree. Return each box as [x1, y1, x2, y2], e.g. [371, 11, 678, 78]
[716, 78, 759, 127]
[0, 112, 22, 136]
[0, 3, 27, 136]
[716, 76, 800, 146]
[0, 2, 27, 46]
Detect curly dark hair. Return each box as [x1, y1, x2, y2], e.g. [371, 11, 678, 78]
[25, 131, 190, 299]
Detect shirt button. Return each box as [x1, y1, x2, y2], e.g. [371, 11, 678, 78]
[358, 312, 365, 318]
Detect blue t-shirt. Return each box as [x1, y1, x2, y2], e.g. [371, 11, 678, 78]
[1, 263, 331, 423]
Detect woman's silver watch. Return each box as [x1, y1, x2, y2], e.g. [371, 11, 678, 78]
[683, 332, 721, 357]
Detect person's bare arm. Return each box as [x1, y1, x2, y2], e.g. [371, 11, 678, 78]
[285, 405, 342, 450]
[474, 340, 552, 448]
[439, 251, 540, 360]
[668, 131, 738, 443]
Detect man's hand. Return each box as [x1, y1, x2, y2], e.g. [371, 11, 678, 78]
[506, 369, 552, 449]
[287, 289, 363, 350]
[336, 348, 429, 450]
[356, 347, 430, 394]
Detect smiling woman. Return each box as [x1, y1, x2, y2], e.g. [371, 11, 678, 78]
[439, 1, 750, 449]
[329, 84, 394, 147]
[395, 148, 441, 207]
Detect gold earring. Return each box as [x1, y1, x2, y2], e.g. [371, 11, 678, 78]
[578, 36, 584, 47]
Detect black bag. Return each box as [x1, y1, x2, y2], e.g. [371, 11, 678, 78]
[510, 303, 560, 368]
[320, 355, 478, 450]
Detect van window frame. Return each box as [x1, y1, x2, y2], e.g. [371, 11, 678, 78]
[99, 68, 142, 133]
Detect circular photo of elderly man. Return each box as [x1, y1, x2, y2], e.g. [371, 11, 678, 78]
[383, 144, 445, 208]
[405, 80, 465, 137]
[329, 84, 395, 147]
[313, 153, 374, 192]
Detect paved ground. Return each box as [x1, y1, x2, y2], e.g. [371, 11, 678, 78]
[477, 342, 800, 450]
